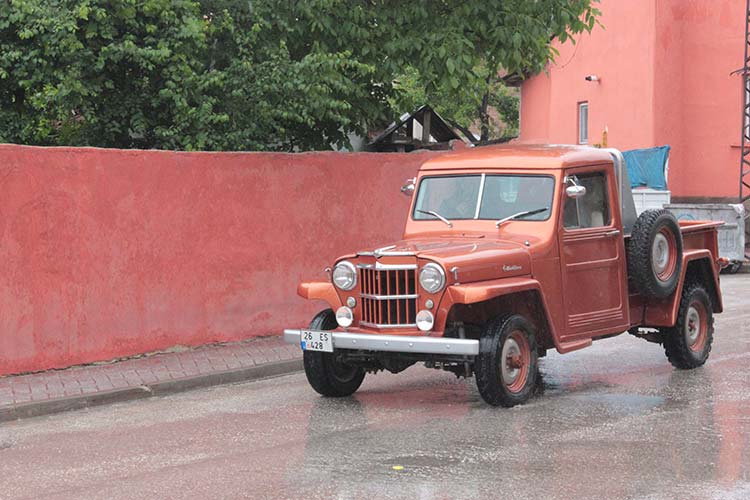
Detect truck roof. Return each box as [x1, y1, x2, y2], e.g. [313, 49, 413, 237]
[420, 144, 614, 171]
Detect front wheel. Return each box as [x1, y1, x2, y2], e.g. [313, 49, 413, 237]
[475, 314, 538, 407]
[303, 309, 365, 397]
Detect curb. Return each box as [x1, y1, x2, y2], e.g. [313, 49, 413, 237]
[0, 358, 303, 423]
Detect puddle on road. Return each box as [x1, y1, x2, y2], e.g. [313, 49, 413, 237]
[566, 393, 666, 417]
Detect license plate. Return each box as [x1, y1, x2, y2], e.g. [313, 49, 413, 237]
[300, 330, 333, 352]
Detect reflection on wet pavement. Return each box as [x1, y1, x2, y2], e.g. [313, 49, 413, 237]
[0, 276, 748, 500]
[286, 277, 750, 500]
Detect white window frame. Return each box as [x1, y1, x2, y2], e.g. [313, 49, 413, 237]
[578, 102, 589, 145]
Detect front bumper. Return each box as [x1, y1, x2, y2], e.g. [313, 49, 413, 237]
[283, 329, 479, 356]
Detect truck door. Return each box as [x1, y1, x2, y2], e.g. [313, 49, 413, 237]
[558, 167, 630, 340]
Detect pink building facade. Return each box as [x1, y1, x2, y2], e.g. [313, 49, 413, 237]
[520, 0, 745, 202]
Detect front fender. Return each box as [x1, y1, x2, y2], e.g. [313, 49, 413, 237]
[436, 276, 563, 352]
[447, 277, 545, 304]
[297, 281, 342, 310]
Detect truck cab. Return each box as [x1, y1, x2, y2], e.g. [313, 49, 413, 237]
[285, 145, 724, 407]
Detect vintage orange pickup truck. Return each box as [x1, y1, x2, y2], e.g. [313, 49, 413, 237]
[284, 145, 724, 406]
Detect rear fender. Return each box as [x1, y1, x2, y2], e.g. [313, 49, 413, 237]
[442, 277, 562, 352]
[297, 281, 342, 310]
[643, 250, 723, 327]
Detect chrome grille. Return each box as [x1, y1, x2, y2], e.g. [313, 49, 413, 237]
[359, 265, 417, 327]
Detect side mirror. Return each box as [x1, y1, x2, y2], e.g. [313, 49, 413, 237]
[564, 176, 587, 198]
[401, 178, 416, 196]
[566, 185, 587, 198]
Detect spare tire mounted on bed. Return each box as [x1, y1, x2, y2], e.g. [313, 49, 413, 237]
[627, 209, 683, 299]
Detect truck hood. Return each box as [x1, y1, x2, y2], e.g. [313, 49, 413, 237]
[357, 237, 531, 283]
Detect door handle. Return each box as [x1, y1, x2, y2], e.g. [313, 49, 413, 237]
[604, 229, 621, 237]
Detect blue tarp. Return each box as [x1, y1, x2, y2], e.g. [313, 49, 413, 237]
[622, 145, 670, 190]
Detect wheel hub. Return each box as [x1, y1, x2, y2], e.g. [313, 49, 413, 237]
[501, 338, 522, 385]
[652, 233, 670, 275]
[507, 353, 524, 369]
[685, 306, 701, 346]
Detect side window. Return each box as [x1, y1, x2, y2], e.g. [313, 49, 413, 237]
[563, 172, 611, 229]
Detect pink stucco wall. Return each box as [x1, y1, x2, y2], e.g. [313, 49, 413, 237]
[654, 0, 744, 200]
[0, 145, 434, 375]
[521, 0, 744, 201]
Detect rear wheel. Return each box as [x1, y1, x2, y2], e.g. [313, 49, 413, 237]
[663, 283, 714, 369]
[475, 314, 538, 407]
[303, 309, 365, 397]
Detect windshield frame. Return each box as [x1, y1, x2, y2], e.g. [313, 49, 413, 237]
[411, 173, 556, 223]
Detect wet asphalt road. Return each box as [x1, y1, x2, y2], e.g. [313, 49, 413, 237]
[1, 275, 749, 500]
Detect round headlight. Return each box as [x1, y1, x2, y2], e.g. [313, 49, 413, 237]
[336, 306, 354, 327]
[416, 310, 434, 332]
[332, 261, 357, 290]
[419, 263, 445, 293]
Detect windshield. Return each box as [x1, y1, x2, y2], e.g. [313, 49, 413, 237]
[412, 174, 555, 222]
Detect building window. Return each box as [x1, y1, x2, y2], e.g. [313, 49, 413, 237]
[578, 102, 589, 145]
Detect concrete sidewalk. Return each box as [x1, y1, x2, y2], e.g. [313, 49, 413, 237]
[0, 336, 301, 422]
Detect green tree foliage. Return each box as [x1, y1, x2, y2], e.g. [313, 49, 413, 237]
[0, 0, 599, 150]
[391, 65, 520, 142]
[0, 1, 210, 148]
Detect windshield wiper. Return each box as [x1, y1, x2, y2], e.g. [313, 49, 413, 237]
[495, 207, 549, 228]
[416, 209, 453, 227]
